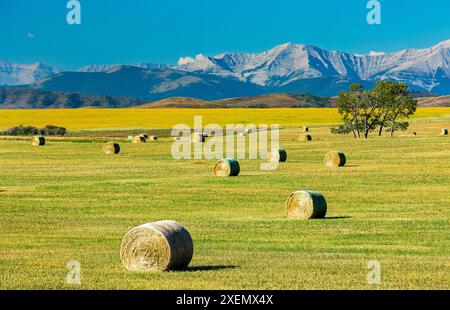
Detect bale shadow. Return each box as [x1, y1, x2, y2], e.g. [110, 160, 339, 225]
[186, 265, 240, 272]
[324, 216, 352, 220]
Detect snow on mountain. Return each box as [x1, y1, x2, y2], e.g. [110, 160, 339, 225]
[78, 62, 171, 72]
[0, 61, 60, 86]
[176, 40, 450, 93]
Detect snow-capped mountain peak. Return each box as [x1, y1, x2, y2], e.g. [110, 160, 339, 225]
[77, 62, 171, 72]
[174, 39, 450, 92]
[0, 61, 60, 86]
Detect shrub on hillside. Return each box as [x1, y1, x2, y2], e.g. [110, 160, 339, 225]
[39, 125, 67, 136]
[3, 124, 67, 136]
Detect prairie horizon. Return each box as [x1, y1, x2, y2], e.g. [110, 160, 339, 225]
[0, 107, 449, 131]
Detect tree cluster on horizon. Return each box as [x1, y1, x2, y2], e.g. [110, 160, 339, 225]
[332, 81, 418, 139]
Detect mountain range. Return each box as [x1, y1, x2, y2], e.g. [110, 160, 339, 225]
[1, 40, 449, 101]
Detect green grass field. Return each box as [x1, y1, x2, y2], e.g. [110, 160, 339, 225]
[0, 116, 449, 290]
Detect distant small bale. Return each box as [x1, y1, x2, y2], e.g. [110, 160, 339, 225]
[31, 135, 45, 146]
[442, 128, 448, 136]
[302, 135, 312, 141]
[120, 220, 193, 272]
[192, 133, 206, 143]
[303, 126, 309, 132]
[103, 142, 120, 155]
[214, 158, 240, 177]
[132, 136, 147, 144]
[324, 151, 346, 167]
[269, 148, 287, 163]
[285, 190, 327, 220]
[149, 136, 158, 141]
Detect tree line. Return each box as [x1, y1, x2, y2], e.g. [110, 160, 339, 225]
[332, 81, 418, 139]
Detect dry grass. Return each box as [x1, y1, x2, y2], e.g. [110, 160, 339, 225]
[0, 111, 449, 290]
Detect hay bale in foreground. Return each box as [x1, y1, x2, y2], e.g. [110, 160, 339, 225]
[103, 142, 120, 155]
[269, 148, 287, 163]
[285, 190, 327, 220]
[132, 136, 147, 144]
[442, 128, 449, 136]
[303, 126, 309, 132]
[324, 151, 346, 167]
[303, 135, 312, 142]
[120, 220, 193, 272]
[31, 135, 45, 146]
[192, 133, 206, 143]
[214, 158, 240, 177]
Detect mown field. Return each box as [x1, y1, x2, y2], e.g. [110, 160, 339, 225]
[0, 108, 449, 290]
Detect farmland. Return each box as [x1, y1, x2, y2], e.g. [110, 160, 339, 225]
[0, 108, 449, 289]
[0, 108, 449, 130]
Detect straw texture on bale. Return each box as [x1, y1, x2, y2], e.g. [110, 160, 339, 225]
[103, 142, 120, 155]
[120, 220, 193, 272]
[31, 135, 45, 146]
[303, 135, 312, 141]
[285, 190, 327, 220]
[442, 128, 449, 136]
[132, 136, 147, 144]
[192, 133, 206, 143]
[269, 148, 287, 163]
[303, 126, 309, 132]
[324, 151, 346, 167]
[214, 158, 240, 177]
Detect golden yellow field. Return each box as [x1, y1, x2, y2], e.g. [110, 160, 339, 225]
[0, 108, 449, 130]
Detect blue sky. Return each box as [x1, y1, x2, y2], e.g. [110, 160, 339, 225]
[0, 0, 449, 70]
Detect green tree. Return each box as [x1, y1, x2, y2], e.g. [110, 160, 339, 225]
[385, 94, 417, 136]
[332, 81, 417, 139]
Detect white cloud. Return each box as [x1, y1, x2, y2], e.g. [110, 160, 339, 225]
[177, 54, 208, 66]
[368, 51, 385, 57]
[27, 32, 36, 38]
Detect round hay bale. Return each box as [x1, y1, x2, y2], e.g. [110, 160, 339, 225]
[192, 133, 206, 143]
[213, 158, 240, 177]
[303, 135, 312, 142]
[120, 220, 193, 272]
[285, 190, 327, 220]
[441, 128, 448, 136]
[269, 148, 287, 163]
[132, 136, 147, 144]
[324, 151, 346, 167]
[103, 142, 120, 155]
[303, 126, 309, 132]
[31, 135, 45, 146]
